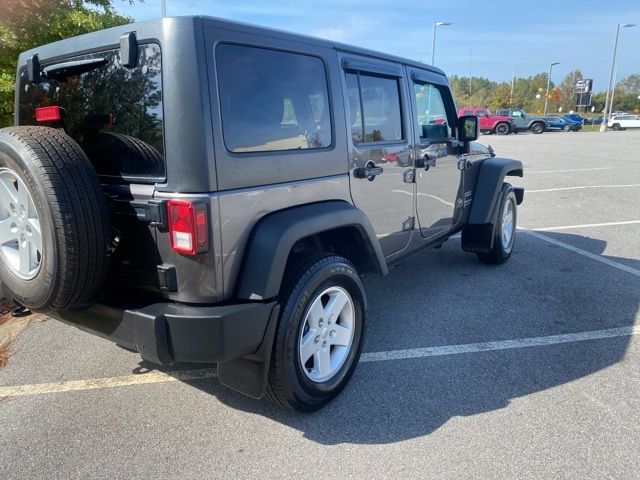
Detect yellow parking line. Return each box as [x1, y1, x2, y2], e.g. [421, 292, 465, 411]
[0, 368, 217, 398]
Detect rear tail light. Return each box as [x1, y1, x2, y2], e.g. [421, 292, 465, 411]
[35, 106, 62, 122]
[166, 200, 208, 255]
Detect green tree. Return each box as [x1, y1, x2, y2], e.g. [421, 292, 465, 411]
[0, 0, 133, 126]
[557, 70, 583, 113]
[512, 73, 550, 113]
[617, 74, 640, 94]
[449, 75, 498, 108]
[590, 91, 606, 114]
[487, 82, 511, 111]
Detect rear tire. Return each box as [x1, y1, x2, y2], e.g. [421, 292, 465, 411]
[477, 184, 517, 265]
[612, 123, 621, 131]
[562, 124, 571, 132]
[495, 123, 510, 135]
[266, 254, 366, 412]
[531, 122, 544, 134]
[0, 127, 110, 312]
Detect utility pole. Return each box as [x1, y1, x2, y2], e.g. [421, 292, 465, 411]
[468, 49, 472, 100]
[161, 0, 167, 18]
[601, 23, 636, 131]
[510, 67, 515, 108]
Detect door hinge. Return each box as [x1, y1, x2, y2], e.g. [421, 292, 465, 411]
[402, 216, 415, 231]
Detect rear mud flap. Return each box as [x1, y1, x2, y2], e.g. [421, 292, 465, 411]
[217, 304, 281, 399]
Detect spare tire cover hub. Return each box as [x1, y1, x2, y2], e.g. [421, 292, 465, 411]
[0, 167, 42, 279]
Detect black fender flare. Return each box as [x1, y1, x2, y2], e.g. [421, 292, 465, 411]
[236, 200, 387, 301]
[462, 157, 523, 253]
[468, 157, 523, 225]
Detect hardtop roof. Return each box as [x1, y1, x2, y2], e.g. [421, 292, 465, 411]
[18, 15, 446, 78]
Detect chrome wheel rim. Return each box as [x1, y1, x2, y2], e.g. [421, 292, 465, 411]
[298, 286, 355, 383]
[0, 167, 42, 279]
[501, 197, 515, 252]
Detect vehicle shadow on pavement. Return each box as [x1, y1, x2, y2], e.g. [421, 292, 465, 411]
[179, 231, 639, 445]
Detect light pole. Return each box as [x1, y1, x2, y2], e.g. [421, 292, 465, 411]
[161, 0, 166, 17]
[543, 62, 560, 116]
[431, 21, 452, 65]
[600, 23, 636, 131]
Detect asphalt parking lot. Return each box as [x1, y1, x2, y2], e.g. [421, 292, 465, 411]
[1, 130, 639, 479]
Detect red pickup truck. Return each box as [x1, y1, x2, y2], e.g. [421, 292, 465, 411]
[458, 107, 514, 135]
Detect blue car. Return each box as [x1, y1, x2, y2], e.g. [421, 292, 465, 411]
[544, 116, 581, 132]
[563, 114, 585, 124]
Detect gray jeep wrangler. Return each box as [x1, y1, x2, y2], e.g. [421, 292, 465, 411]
[0, 16, 523, 412]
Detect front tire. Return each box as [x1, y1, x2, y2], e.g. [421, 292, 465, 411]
[266, 254, 366, 412]
[612, 123, 621, 131]
[562, 124, 571, 132]
[477, 184, 517, 265]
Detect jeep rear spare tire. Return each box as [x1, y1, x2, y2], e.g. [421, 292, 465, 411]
[0, 126, 110, 312]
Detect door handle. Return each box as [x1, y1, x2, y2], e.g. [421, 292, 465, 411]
[416, 155, 437, 170]
[353, 164, 384, 181]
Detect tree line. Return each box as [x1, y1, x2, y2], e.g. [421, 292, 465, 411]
[450, 71, 640, 116]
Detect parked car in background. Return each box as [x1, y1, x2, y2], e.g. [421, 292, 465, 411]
[495, 108, 547, 134]
[544, 116, 581, 132]
[607, 115, 640, 130]
[563, 114, 585, 124]
[584, 116, 604, 125]
[457, 107, 513, 135]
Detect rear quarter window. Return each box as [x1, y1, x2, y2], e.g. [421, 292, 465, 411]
[216, 44, 332, 154]
[18, 44, 164, 183]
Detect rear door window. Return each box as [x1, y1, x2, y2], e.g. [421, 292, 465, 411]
[346, 72, 404, 144]
[216, 44, 332, 153]
[18, 44, 164, 183]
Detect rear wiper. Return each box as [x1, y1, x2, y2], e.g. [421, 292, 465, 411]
[42, 58, 108, 80]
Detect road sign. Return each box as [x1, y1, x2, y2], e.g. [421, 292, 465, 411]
[575, 79, 593, 94]
[575, 92, 592, 107]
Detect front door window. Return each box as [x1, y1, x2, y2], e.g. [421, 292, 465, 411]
[412, 79, 462, 239]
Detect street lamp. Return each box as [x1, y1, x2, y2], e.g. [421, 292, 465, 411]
[600, 23, 636, 131]
[543, 62, 560, 116]
[431, 21, 452, 65]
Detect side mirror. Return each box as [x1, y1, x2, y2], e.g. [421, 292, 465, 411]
[457, 115, 478, 143]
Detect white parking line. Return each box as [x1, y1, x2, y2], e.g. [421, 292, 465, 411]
[527, 184, 640, 193]
[528, 220, 640, 231]
[524, 230, 640, 277]
[2, 325, 639, 398]
[527, 167, 611, 174]
[360, 325, 640, 363]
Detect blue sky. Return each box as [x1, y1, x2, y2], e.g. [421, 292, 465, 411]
[115, 0, 640, 91]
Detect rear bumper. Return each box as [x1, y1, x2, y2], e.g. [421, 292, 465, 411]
[50, 300, 278, 365]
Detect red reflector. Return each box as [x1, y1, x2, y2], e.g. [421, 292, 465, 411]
[166, 200, 208, 255]
[35, 106, 62, 122]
